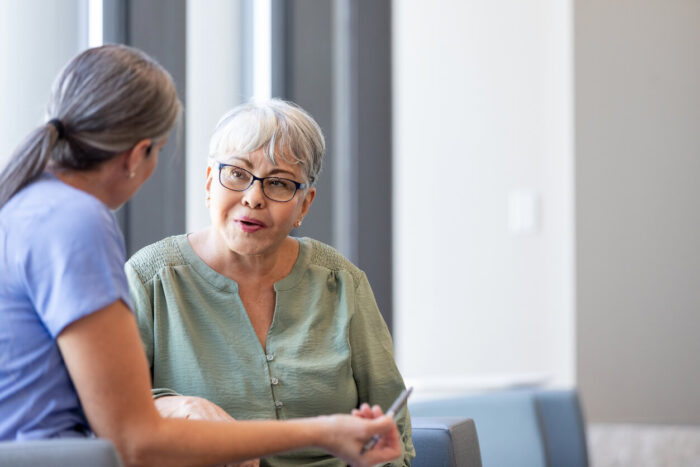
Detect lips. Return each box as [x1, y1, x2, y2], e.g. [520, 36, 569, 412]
[234, 216, 267, 233]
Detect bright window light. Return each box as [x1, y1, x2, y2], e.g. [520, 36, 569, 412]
[88, 0, 103, 47]
[253, 0, 271, 100]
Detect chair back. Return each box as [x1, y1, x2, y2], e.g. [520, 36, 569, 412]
[0, 438, 123, 467]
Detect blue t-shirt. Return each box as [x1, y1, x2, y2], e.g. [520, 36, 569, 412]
[0, 172, 132, 440]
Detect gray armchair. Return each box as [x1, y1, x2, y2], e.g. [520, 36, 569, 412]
[0, 438, 123, 467]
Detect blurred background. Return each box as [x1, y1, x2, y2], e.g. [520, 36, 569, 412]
[1, 0, 699, 464]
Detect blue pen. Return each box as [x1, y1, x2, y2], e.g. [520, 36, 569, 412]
[360, 387, 413, 454]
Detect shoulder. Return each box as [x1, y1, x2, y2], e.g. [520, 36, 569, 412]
[302, 237, 365, 287]
[5, 176, 120, 252]
[126, 235, 187, 285]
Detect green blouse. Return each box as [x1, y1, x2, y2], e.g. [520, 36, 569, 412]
[125, 235, 414, 466]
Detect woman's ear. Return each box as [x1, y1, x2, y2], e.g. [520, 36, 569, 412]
[205, 165, 213, 191]
[123, 139, 153, 175]
[300, 187, 316, 218]
[205, 165, 213, 206]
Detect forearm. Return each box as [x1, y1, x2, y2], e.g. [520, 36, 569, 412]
[122, 416, 324, 467]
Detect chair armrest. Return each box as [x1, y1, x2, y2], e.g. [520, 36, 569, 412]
[534, 389, 589, 467]
[412, 416, 482, 467]
[0, 439, 123, 467]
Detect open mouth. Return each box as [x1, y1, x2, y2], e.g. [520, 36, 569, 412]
[235, 217, 266, 231]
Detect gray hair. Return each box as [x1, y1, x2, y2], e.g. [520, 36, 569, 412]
[0, 44, 182, 207]
[209, 99, 325, 185]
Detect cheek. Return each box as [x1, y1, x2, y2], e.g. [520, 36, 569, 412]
[208, 192, 237, 221]
[268, 204, 299, 230]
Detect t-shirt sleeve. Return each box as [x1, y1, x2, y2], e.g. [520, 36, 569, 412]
[25, 203, 132, 338]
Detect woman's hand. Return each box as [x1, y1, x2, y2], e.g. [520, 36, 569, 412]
[317, 413, 401, 467]
[155, 395, 234, 421]
[154, 396, 260, 467]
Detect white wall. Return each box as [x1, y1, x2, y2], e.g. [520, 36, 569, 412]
[0, 0, 86, 170]
[393, 0, 574, 389]
[186, 0, 243, 232]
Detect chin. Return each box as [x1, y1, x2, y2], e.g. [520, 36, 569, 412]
[227, 235, 277, 257]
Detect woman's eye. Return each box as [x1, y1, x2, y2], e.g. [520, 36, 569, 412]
[231, 169, 245, 178]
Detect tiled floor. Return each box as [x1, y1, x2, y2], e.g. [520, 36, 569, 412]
[588, 424, 700, 467]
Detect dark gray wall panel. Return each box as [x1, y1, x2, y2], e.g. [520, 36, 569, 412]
[124, 0, 187, 255]
[284, 0, 335, 248]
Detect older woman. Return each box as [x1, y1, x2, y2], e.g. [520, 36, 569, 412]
[125, 99, 415, 466]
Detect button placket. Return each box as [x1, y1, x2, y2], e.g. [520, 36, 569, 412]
[265, 352, 283, 415]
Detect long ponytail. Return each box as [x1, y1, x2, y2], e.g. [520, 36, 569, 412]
[0, 44, 182, 209]
[0, 124, 61, 207]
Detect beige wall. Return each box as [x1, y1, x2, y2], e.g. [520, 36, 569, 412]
[576, 0, 700, 424]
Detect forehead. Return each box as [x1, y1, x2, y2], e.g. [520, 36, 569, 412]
[223, 149, 302, 176]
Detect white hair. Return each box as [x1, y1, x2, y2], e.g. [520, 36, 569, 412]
[209, 99, 325, 185]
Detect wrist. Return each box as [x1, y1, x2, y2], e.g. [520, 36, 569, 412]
[294, 416, 334, 450]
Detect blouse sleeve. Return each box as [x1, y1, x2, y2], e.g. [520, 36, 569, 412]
[125, 262, 180, 398]
[349, 272, 416, 466]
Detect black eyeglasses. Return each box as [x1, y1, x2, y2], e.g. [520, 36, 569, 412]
[217, 163, 307, 202]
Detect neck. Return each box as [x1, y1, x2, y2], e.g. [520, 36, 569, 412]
[195, 229, 299, 285]
[52, 160, 124, 209]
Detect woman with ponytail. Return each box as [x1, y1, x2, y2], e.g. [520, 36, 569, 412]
[0, 45, 400, 467]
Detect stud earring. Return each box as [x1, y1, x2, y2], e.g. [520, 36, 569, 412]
[128, 171, 135, 179]
[294, 219, 303, 228]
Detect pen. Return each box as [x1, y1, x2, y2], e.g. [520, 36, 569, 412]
[360, 387, 413, 454]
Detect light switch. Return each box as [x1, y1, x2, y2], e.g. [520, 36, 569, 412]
[508, 190, 539, 235]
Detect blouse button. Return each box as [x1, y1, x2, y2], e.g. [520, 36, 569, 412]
[275, 401, 284, 408]
[271, 377, 279, 385]
[266, 354, 275, 361]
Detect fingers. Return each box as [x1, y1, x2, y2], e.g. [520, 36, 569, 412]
[322, 413, 402, 467]
[352, 403, 383, 420]
[360, 416, 401, 465]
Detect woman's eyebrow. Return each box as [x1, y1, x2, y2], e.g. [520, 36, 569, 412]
[229, 156, 252, 168]
[228, 156, 297, 177]
[266, 168, 296, 177]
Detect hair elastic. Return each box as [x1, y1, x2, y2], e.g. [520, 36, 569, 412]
[48, 119, 66, 139]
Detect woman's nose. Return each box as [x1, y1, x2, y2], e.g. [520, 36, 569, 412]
[241, 179, 265, 208]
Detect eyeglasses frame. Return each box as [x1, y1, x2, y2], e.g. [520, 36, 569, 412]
[216, 162, 307, 202]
